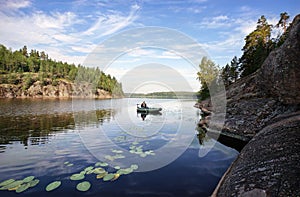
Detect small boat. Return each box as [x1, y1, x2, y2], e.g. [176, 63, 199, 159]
[137, 107, 162, 113]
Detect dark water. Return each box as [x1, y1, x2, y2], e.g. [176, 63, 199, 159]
[0, 98, 238, 197]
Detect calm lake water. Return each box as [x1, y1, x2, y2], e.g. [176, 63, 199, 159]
[0, 98, 238, 197]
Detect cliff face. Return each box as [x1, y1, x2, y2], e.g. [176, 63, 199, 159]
[214, 15, 300, 196]
[222, 15, 300, 139]
[0, 79, 113, 99]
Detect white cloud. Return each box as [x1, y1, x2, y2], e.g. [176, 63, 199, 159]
[71, 44, 97, 53]
[82, 5, 140, 37]
[34, 11, 78, 29]
[4, 0, 31, 10]
[197, 15, 232, 29]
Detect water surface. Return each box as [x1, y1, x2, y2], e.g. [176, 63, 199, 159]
[0, 98, 238, 196]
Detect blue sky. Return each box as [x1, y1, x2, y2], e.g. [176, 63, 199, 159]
[0, 0, 298, 92]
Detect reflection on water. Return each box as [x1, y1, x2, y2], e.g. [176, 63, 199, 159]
[0, 109, 115, 148]
[137, 112, 162, 121]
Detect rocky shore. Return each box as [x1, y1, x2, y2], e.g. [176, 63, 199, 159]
[0, 79, 115, 99]
[197, 14, 300, 196]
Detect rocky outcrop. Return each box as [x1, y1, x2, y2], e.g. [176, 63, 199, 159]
[257, 14, 300, 104]
[0, 80, 114, 99]
[210, 15, 300, 196]
[214, 115, 300, 196]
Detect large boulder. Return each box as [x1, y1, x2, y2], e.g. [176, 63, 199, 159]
[257, 14, 300, 104]
[215, 114, 300, 196]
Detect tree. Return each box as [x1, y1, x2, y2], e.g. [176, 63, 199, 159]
[274, 12, 290, 47]
[222, 57, 239, 87]
[196, 57, 220, 100]
[276, 12, 290, 33]
[239, 15, 272, 77]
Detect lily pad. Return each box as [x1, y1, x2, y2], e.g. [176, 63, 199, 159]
[23, 176, 35, 183]
[117, 168, 133, 175]
[45, 181, 61, 192]
[130, 164, 138, 170]
[114, 166, 121, 170]
[2, 180, 23, 189]
[96, 172, 107, 179]
[8, 186, 19, 191]
[70, 173, 85, 181]
[29, 179, 39, 187]
[0, 179, 15, 187]
[76, 181, 91, 192]
[84, 166, 94, 172]
[111, 173, 120, 181]
[122, 168, 133, 175]
[64, 161, 69, 165]
[103, 173, 115, 181]
[67, 163, 74, 167]
[16, 183, 30, 193]
[98, 162, 108, 167]
[93, 168, 106, 174]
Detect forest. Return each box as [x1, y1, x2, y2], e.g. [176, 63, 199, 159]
[197, 12, 291, 100]
[0, 45, 123, 96]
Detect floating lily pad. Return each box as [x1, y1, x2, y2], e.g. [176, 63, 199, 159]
[67, 163, 74, 167]
[23, 176, 35, 183]
[111, 173, 120, 181]
[70, 173, 85, 181]
[117, 168, 133, 175]
[76, 181, 91, 192]
[96, 172, 107, 179]
[29, 179, 39, 187]
[93, 168, 106, 174]
[98, 162, 108, 167]
[64, 161, 69, 165]
[8, 186, 19, 191]
[16, 183, 30, 193]
[114, 166, 121, 170]
[2, 180, 23, 189]
[103, 173, 115, 181]
[132, 142, 139, 145]
[84, 166, 94, 172]
[0, 179, 15, 187]
[79, 170, 86, 175]
[46, 181, 61, 192]
[130, 164, 138, 170]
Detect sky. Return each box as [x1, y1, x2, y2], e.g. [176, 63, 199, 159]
[0, 0, 298, 93]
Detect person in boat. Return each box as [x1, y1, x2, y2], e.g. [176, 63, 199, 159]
[141, 101, 147, 108]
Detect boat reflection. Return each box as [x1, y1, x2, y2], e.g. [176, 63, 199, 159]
[137, 111, 162, 121]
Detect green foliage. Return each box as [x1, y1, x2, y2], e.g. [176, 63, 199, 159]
[23, 73, 35, 90]
[0, 44, 123, 95]
[196, 57, 220, 101]
[221, 56, 239, 87]
[239, 15, 273, 77]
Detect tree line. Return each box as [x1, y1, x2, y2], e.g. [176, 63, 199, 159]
[197, 12, 291, 100]
[0, 44, 123, 95]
